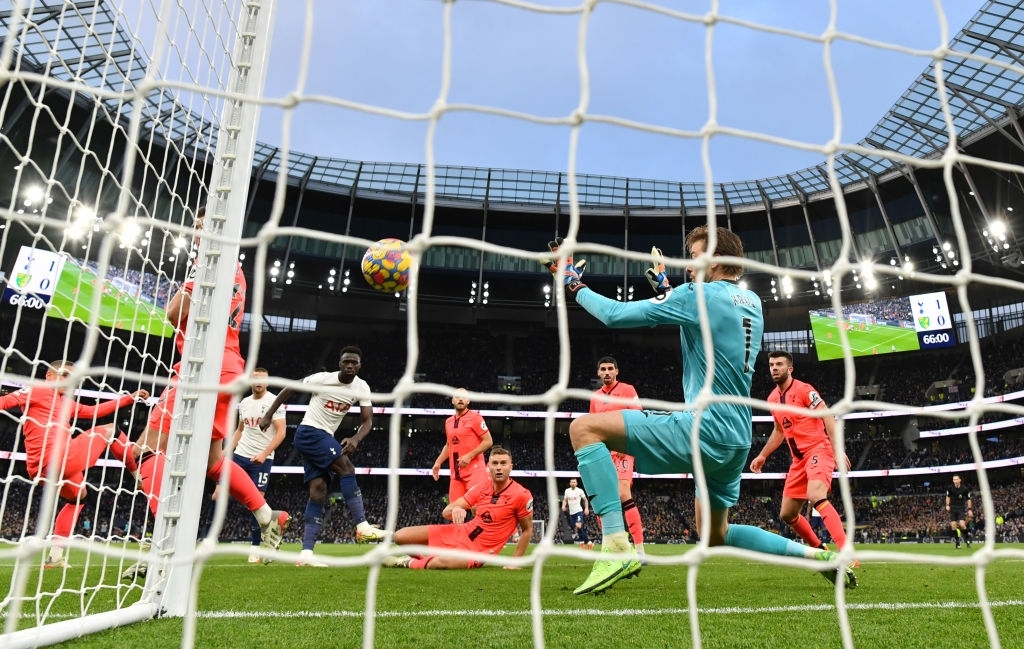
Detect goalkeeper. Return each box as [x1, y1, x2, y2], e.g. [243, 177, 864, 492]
[544, 227, 856, 595]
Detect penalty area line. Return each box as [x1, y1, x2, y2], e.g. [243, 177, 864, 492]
[197, 599, 1024, 619]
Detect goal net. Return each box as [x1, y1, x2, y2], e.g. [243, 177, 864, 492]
[0, 0, 274, 646]
[1, 1, 1023, 648]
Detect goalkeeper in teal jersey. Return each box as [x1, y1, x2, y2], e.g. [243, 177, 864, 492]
[545, 226, 856, 595]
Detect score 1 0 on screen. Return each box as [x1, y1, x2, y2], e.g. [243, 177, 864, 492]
[912, 291, 957, 350]
[807, 291, 957, 361]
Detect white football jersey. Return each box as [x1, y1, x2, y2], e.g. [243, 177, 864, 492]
[300, 372, 372, 433]
[563, 487, 587, 515]
[234, 392, 286, 459]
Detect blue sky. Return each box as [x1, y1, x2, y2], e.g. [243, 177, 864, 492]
[255, 0, 982, 183]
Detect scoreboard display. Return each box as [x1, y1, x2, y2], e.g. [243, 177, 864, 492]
[2, 246, 65, 310]
[910, 291, 957, 350]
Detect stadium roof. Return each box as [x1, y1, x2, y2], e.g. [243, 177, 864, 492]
[3, 0, 1024, 210]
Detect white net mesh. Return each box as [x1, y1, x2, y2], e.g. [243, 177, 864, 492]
[1, 1, 1024, 648]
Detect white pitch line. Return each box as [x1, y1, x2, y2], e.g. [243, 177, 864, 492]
[5, 599, 1022, 624]
[196, 599, 1024, 619]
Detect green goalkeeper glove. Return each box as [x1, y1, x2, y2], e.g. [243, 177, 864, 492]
[543, 237, 587, 295]
[645, 246, 671, 295]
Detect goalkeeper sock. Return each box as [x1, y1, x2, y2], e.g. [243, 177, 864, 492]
[339, 474, 367, 525]
[623, 499, 644, 547]
[138, 453, 165, 516]
[575, 443, 624, 536]
[302, 500, 325, 551]
[206, 457, 266, 512]
[53, 502, 85, 539]
[813, 499, 849, 550]
[725, 523, 814, 558]
[785, 513, 823, 548]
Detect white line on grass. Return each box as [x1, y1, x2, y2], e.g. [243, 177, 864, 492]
[7, 599, 1022, 624]
[197, 599, 1024, 619]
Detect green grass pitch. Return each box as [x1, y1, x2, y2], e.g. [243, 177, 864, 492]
[4, 543, 1022, 649]
[809, 315, 920, 361]
[47, 263, 174, 338]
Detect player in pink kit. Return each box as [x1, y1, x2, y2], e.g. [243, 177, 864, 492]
[0, 360, 146, 567]
[125, 208, 288, 578]
[431, 388, 493, 504]
[749, 350, 856, 584]
[589, 356, 646, 559]
[385, 447, 533, 570]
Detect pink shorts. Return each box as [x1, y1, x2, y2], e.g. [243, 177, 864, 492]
[426, 524, 501, 569]
[783, 443, 836, 500]
[147, 378, 235, 441]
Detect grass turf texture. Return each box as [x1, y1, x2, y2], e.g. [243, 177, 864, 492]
[3, 544, 1022, 649]
[48, 262, 174, 338]
[809, 314, 921, 361]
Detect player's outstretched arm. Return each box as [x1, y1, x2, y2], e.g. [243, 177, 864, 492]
[0, 389, 28, 412]
[259, 386, 293, 431]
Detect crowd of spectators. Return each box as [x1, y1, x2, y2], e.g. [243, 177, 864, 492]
[78, 258, 178, 310]
[4, 471, 1024, 547]
[3, 315, 1024, 548]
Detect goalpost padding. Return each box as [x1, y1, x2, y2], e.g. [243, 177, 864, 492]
[1, 1, 1023, 649]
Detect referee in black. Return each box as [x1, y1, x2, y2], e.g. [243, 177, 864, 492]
[946, 474, 973, 549]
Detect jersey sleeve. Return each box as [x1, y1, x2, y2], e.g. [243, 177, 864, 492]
[575, 283, 702, 329]
[266, 392, 287, 421]
[0, 389, 29, 411]
[623, 383, 642, 410]
[516, 487, 534, 519]
[301, 372, 326, 387]
[357, 379, 373, 407]
[462, 483, 484, 509]
[75, 393, 135, 420]
[473, 412, 489, 439]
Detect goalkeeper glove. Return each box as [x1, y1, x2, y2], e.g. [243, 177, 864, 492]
[645, 245, 671, 295]
[543, 237, 587, 295]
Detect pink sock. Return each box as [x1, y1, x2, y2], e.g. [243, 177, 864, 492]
[786, 514, 824, 547]
[54, 503, 85, 539]
[138, 454, 165, 516]
[814, 500, 850, 550]
[623, 499, 644, 546]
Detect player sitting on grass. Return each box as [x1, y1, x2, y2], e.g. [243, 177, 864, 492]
[383, 446, 533, 569]
[0, 360, 146, 568]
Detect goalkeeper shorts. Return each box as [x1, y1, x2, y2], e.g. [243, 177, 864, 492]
[622, 409, 749, 510]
